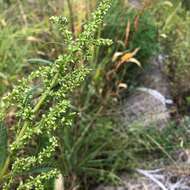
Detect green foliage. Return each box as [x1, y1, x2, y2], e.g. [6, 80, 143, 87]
[182, 0, 190, 10]
[56, 117, 128, 188]
[0, 18, 53, 97]
[87, 0, 159, 93]
[17, 169, 59, 190]
[128, 11, 159, 61]
[0, 0, 67, 97]
[0, 26, 31, 95]
[0, 0, 113, 189]
[102, 0, 158, 61]
[114, 118, 190, 169]
[128, 122, 190, 154]
[154, 0, 190, 112]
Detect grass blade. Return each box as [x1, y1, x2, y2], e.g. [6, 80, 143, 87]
[0, 122, 8, 172]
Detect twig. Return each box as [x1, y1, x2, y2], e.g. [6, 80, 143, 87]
[136, 168, 168, 190]
[66, 0, 75, 38]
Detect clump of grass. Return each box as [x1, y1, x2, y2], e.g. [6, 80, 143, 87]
[0, 0, 68, 97]
[154, 0, 190, 113]
[0, 25, 31, 95]
[102, 0, 159, 60]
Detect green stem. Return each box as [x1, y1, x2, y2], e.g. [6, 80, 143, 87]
[16, 72, 59, 143]
[33, 72, 59, 114]
[0, 156, 10, 182]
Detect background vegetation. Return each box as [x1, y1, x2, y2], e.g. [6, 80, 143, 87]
[0, 0, 190, 189]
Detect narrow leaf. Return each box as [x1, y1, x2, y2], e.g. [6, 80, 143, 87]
[128, 58, 142, 67]
[27, 58, 53, 65]
[0, 121, 8, 171]
[125, 19, 131, 47]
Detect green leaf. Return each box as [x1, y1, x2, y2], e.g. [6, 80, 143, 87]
[0, 121, 8, 171]
[27, 58, 53, 65]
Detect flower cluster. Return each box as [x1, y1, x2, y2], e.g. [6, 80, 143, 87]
[17, 169, 59, 190]
[0, 0, 112, 189]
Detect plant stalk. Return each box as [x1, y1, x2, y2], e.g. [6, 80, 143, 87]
[66, 0, 75, 38]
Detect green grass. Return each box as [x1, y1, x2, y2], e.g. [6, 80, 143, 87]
[0, 0, 190, 189]
[153, 0, 190, 113]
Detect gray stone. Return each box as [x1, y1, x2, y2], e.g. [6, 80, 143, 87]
[118, 55, 173, 129]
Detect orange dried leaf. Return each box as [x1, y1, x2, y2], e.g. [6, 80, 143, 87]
[115, 48, 140, 70]
[120, 48, 140, 63]
[128, 58, 142, 67]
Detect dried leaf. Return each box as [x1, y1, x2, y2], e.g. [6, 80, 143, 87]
[106, 69, 115, 81]
[125, 20, 131, 47]
[27, 36, 41, 43]
[118, 83, 128, 89]
[112, 52, 123, 62]
[115, 48, 140, 70]
[128, 58, 142, 67]
[134, 15, 139, 32]
[160, 33, 167, 38]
